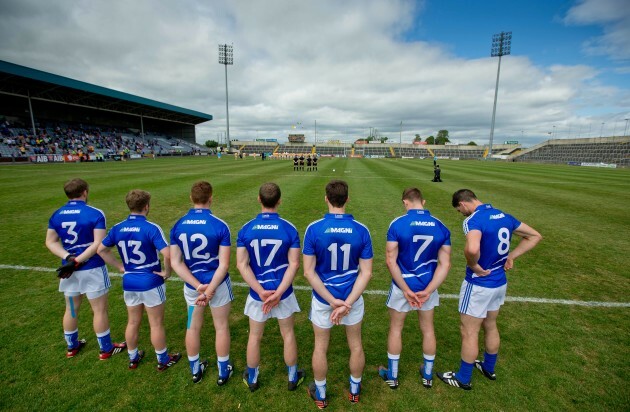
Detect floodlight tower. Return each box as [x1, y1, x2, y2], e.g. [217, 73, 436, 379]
[488, 31, 512, 159]
[219, 44, 233, 150]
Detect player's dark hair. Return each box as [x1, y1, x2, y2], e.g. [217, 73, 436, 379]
[64, 178, 89, 199]
[326, 179, 349, 207]
[402, 187, 423, 203]
[259, 182, 281, 208]
[191, 181, 212, 204]
[452, 189, 477, 208]
[126, 189, 151, 212]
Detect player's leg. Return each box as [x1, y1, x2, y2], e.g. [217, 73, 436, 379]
[278, 314, 303, 389]
[87, 290, 126, 359]
[63, 293, 84, 357]
[457, 313, 484, 384]
[146, 301, 179, 370]
[478, 309, 500, 379]
[244, 317, 265, 390]
[418, 308, 436, 387]
[210, 301, 233, 384]
[380, 308, 406, 386]
[345, 322, 364, 402]
[310, 324, 331, 405]
[186, 304, 206, 382]
[125, 302, 144, 367]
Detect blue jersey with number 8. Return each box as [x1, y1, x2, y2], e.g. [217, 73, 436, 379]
[463, 204, 521, 288]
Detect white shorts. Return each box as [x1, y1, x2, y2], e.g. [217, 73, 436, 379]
[309, 295, 364, 329]
[184, 278, 234, 308]
[458, 280, 507, 318]
[244, 292, 300, 322]
[386, 282, 439, 312]
[124, 284, 167, 308]
[59, 266, 110, 297]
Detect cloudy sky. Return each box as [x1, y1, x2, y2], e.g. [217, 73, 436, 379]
[1, 0, 629, 146]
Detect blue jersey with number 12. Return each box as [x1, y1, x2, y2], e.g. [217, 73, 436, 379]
[102, 215, 168, 292]
[170, 208, 231, 290]
[463, 204, 521, 288]
[303, 213, 373, 305]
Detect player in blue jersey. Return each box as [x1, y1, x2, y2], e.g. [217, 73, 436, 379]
[303, 180, 373, 408]
[236, 182, 304, 392]
[97, 189, 181, 371]
[438, 189, 542, 390]
[378, 187, 451, 389]
[170, 181, 234, 385]
[46, 178, 126, 359]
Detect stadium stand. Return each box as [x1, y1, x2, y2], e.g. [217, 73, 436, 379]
[512, 136, 630, 167]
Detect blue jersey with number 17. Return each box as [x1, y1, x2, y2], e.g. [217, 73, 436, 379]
[463, 204, 521, 288]
[170, 208, 231, 290]
[387, 209, 451, 292]
[48, 200, 106, 270]
[237, 213, 300, 301]
[102, 215, 168, 292]
[303, 213, 373, 305]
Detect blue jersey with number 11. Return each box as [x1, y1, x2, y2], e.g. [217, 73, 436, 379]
[463, 204, 521, 288]
[303, 213, 373, 305]
[170, 208, 231, 290]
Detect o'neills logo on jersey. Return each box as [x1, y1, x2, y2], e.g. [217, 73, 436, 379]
[325, 228, 353, 234]
[411, 221, 435, 227]
[121, 227, 141, 232]
[60, 210, 80, 214]
[253, 224, 279, 230]
[490, 213, 505, 220]
[183, 219, 206, 224]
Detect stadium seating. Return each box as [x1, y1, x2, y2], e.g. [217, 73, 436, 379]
[514, 137, 630, 166]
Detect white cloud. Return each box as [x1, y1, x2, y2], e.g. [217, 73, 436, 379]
[0, 0, 628, 147]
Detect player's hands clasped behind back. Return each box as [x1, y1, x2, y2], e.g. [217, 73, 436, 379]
[330, 299, 352, 325]
[56, 254, 82, 279]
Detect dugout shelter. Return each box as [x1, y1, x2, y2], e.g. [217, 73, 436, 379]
[0, 60, 212, 142]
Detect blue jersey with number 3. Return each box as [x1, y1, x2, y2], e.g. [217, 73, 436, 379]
[170, 208, 231, 289]
[463, 204, 521, 288]
[387, 209, 451, 292]
[303, 213, 373, 305]
[237, 213, 300, 301]
[48, 200, 107, 270]
[102, 215, 168, 292]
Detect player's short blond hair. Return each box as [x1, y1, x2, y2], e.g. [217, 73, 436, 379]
[126, 189, 151, 212]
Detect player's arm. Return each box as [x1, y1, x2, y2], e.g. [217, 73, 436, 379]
[464, 230, 490, 276]
[153, 246, 171, 279]
[204, 245, 230, 298]
[170, 244, 203, 290]
[45, 229, 69, 259]
[236, 246, 269, 297]
[97, 243, 124, 272]
[385, 241, 421, 307]
[344, 257, 372, 307]
[73, 228, 106, 264]
[420, 245, 451, 296]
[505, 223, 543, 270]
[303, 253, 350, 309]
[263, 247, 300, 313]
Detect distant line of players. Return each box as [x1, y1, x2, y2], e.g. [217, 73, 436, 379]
[46, 177, 541, 409]
[293, 154, 318, 171]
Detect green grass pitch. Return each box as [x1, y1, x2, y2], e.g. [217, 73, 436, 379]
[0, 156, 628, 411]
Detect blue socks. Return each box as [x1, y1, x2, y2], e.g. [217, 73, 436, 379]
[188, 354, 200, 374]
[314, 379, 327, 400]
[64, 329, 79, 349]
[387, 353, 400, 379]
[247, 366, 259, 384]
[156, 348, 169, 365]
[423, 353, 435, 379]
[483, 352, 498, 373]
[96, 329, 113, 353]
[287, 364, 298, 383]
[349, 375, 361, 395]
[217, 355, 230, 378]
[455, 360, 474, 384]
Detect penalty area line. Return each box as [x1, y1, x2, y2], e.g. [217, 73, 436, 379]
[2, 264, 629, 308]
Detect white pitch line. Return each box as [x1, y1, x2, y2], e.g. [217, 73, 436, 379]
[3, 264, 629, 308]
